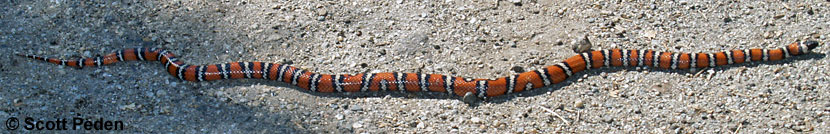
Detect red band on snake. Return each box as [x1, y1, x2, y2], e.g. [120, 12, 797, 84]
[17, 41, 821, 98]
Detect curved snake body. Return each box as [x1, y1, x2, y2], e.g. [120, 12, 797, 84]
[18, 41, 821, 98]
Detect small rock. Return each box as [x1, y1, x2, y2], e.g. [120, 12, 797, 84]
[416, 122, 425, 128]
[352, 122, 363, 128]
[462, 92, 480, 104]
[602, 116, 614, 123]
[492, 120, 502, 127]
[511, 66, 525, 73]
[120, 103, 137, 110]
[350, 105, 363, 111]
[471, 117, 482, 124]
[763, 32, 774, 39]
[159, 106, 171, 114]
[526, 129, 539, 134]
[508, 0, 521, 4]
[575, 100, 585, 109]
[773, 14, 785, 19]
[335, 114, 344, 120]
[678, 0, 688, 5]
[557, 8, 567, 15]
[215, 91, 225, 97]
[156, 90, 167, 96]
[571, 35, 592, 53]
[642, 30, 656, 38]
[317, 9, 327, 16]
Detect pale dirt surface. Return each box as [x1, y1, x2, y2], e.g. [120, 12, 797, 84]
[2, 0, 829, 133]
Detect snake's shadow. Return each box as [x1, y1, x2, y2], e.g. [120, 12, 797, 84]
[205, 53, 826, 106]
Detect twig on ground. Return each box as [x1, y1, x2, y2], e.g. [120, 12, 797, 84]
[539, 106, 570, 126]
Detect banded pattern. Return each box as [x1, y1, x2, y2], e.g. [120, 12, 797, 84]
[17, 41, 820, 98]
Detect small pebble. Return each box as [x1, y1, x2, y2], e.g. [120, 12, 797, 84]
[352, 122, 363, 128]
[602, 116, 614, 123]
[120, 103, 137, 110]
[575, 100, 585, 109]
[642, 30, 656, 38]
[471, 117, 482, 124]
[763, 32, 774, 39]
[511, 66, 525, 73]
[678, 0, 688, 5]
[350, 105, 363, 111]
[462, 92, 479, 104]
[317, 9, 327, 16]
[335, 114, 344, 120]
[215, 91, 225, 97]
[773, 14, 785, 19]
[571, 35, 592, 53]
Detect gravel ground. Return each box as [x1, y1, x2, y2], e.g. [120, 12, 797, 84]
[2, 0, 829, 133]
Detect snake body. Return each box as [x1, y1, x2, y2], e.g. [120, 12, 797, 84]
[18, 41, 820, 98]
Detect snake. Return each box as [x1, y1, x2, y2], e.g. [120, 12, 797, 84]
[17, 41, 820, 98]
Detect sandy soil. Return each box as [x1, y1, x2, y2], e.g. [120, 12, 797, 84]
[2, 0, 829, 133]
